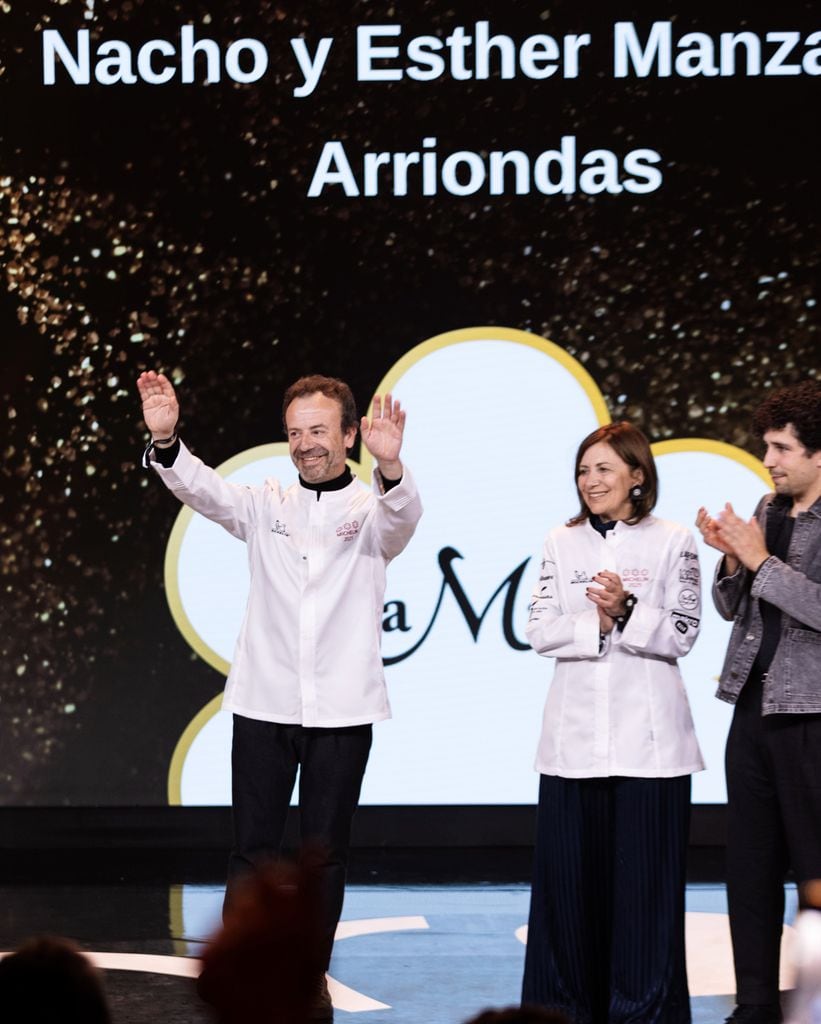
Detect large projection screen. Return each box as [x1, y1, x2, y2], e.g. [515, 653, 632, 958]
[1, 2, 817, 808]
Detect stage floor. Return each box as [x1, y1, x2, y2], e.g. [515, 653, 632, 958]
[0, 882, 799, 1024]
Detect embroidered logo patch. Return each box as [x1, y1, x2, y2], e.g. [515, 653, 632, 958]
[336, 520, 360, 542]
[672, 611, 700, 634]
[570, 569, 594, 584]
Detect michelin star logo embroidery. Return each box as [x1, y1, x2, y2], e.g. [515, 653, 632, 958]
[336, 520, 361, 542]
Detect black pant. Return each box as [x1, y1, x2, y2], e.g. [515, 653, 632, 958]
[227, 715, 373, 968]
[522, 774, 691, 1024]
[725, 691, 821, 1004]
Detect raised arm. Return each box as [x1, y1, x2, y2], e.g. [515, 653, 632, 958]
[360, 393, 405, 481]
[136, 370, 259, 541]
[360, 394, 422, 558]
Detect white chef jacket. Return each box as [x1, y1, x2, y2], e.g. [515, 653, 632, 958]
[526, 515, 704, 779]
[151, 442, 422, 727]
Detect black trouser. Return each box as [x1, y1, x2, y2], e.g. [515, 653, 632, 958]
[522, 774, 692, 1024]
[725, 689, 821, 1005]
[226, 715, 373, 968]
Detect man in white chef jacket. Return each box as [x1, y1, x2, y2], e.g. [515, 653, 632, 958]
[137, 370, 422, 1019]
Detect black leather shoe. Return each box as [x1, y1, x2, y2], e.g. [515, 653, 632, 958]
[724, 1005, 782, 1024]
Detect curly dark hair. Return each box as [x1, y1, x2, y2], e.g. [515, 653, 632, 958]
[281, 374, 358, 435]
[752, 380, 821, 452]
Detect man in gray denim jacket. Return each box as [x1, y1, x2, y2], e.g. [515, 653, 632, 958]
[696, 380, 821, 1024]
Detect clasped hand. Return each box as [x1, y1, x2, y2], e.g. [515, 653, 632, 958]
[586, 570, 627, 634]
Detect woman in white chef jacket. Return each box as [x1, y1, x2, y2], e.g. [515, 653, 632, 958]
[521, 422, 703, 1024]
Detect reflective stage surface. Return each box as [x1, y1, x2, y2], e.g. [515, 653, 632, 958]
[0, 883, 799, 1024]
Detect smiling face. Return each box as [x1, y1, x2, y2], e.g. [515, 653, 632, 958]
[577, 440, 644, 523]
[763, 424, 821, 509]
[286, 392, 357, 484]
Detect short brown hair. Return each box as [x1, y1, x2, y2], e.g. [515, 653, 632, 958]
[281, 375, 358, 435]
[567, 421, 658, 526]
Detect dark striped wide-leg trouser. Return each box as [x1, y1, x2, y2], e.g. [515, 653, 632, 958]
[522, 774, 692, 1024]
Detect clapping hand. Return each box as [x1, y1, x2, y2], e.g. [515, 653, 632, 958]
[695, 506, 735, 556]
[696, 503, 768, 574]
[715, 503, 769, 573]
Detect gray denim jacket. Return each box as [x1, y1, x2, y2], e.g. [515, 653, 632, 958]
[713, 493, 821, 713]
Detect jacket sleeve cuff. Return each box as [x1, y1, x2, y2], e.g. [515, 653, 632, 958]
[750, 556, 779, 597]
[149, 439, 197, 488]
[374, 464, 418, 508]
[716, 555, 746, 582]
[152, 437, 181, 467]
[574, 609, 604, 657]
[714, 558, 747, 594]
[615, 600, 654, 648]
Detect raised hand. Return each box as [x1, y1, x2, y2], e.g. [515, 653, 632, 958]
[360, 393, 405, 478]
[136, 370, 179, 440]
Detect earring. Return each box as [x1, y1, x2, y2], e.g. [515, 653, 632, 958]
[630, 484, 644, 500]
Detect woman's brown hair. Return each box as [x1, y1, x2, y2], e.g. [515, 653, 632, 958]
[567, 421, 658, 527]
